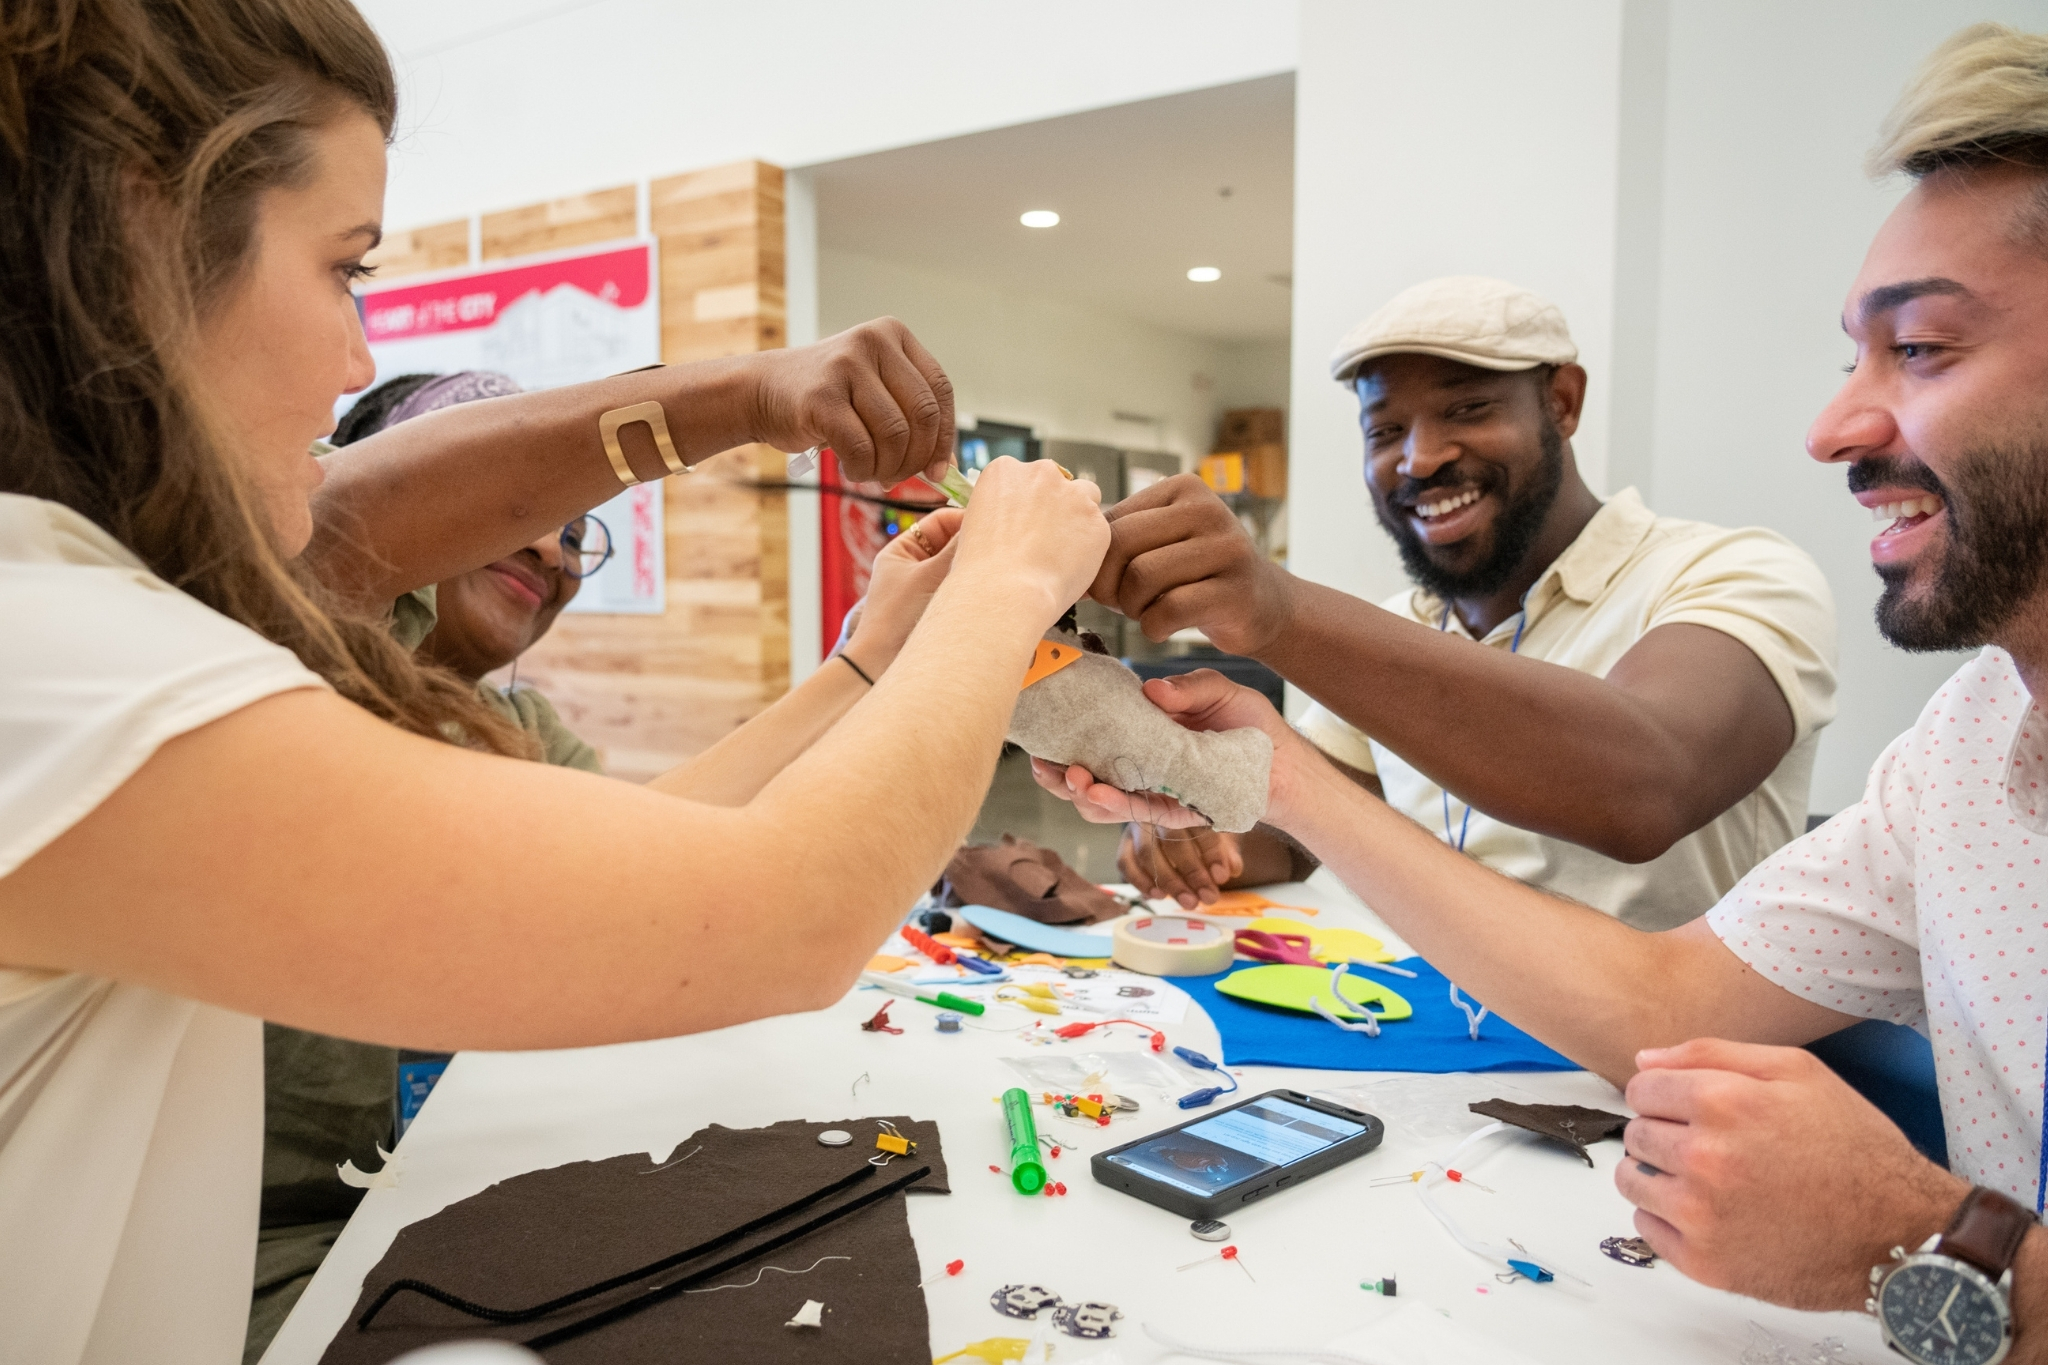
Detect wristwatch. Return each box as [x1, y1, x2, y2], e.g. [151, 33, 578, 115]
[1869, 1186, 2036, 1365]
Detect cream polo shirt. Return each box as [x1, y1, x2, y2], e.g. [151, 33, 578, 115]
[1297, 488, 1838, 931]
[1709, 649, 2048, 1205]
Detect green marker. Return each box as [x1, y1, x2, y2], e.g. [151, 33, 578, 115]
[859, 972, 985, 1016]
[922, 988, 984, 1016]
[1002, 1087, 1047, 1195]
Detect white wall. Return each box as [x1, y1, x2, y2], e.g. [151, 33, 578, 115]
[1641, 0, 2045, 811]
[1290, 0, 1625, 632]
[1214, 339, 1293, 416]
[1291, 0, 2048, 812]
[358, 0, 1298, 232]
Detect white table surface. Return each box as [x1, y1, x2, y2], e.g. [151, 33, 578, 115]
[264, 872, 1886, 1364]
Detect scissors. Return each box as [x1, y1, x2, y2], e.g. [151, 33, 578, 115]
[1233, 930, 1419, 978]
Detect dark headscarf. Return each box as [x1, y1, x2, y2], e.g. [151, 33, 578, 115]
[331, 371, 524, 445]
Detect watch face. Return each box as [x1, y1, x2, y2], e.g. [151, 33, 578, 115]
[1878, 1258, 2011, 1365]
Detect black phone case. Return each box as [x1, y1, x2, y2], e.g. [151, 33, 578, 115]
[1088, 1089, 1385, 1220]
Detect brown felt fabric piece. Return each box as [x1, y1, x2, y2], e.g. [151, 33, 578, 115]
[1007, 629, 1273, 833]
[320, 1117, 947, 1365]
[1468, 1100, 1630, 1167]
[942, 836, 1124, 925]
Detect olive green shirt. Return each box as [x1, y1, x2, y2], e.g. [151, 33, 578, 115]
[249, 583, 601, 1359]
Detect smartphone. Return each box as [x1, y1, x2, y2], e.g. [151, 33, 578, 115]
[1090, 1089, 1385, 1220]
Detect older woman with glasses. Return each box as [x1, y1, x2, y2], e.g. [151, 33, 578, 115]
[333, 371, 609, 769]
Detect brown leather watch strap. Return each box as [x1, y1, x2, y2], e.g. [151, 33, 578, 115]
[1937, 1186, 2037, 1278]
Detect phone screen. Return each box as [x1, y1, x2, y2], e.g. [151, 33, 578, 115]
[1102, 1096, 1366, 1198]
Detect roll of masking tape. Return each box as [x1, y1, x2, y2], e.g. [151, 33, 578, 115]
[1111, 914, 1237, 977]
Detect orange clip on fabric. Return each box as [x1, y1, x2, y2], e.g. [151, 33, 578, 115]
[876, 1133, 915, 1156]
[1020, 638, 1085, 691]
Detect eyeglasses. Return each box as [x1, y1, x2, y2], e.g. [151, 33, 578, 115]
[560, 515, 613, 578]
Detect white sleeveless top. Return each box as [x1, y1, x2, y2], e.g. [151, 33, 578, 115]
[0, 494, 325, 1364]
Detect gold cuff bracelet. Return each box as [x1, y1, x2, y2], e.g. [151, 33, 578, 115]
[598, 401, 688, 486]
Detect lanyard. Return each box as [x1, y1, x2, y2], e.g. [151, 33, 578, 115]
[2039, 1029, 2048, 1213]
[1436, 601, 1530, 852]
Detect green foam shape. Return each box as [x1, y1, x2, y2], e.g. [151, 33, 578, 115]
[1214, 964, 1413, 1022]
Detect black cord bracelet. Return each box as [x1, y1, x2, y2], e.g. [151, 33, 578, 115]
[837, 652, 876, 686]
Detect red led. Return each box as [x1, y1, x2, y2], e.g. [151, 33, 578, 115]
[1049, 1146, 1061, 1159]
[1221, 1246, 1239, 1260]
[1054, 1182, 1068, 1195]
[945, 1259, 964, 1276]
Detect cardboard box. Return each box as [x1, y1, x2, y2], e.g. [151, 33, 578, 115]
[1218, 407, 1285, 449]
[1244, 442, 1287, 500]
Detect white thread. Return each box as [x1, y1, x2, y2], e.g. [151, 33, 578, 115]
[684, 1255, 851, 1295]
[1407, 1122, 1586, 1285]
[638, 1144, 702, 1175]
[1448, 983, 1489, 1040]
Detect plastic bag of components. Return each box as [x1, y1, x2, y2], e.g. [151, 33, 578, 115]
[1002, 1051, 1184, 1096]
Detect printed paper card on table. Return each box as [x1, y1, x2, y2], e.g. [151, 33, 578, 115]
[351, 239, 665, 614]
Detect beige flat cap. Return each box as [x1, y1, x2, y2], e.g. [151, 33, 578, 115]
[1329, 275, 1577, 383]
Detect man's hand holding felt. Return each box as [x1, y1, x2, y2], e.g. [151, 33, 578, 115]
[1618, 1038, 1966, 1311]
[742, 317, 956, 485]
[1090, 474, 1293, 654]
[1030, 667, 1306, 829]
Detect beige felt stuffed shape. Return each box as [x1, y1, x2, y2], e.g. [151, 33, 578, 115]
[1007, 630, 1272, 833]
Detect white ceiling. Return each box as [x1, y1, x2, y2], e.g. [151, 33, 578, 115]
[809, 74, 1294, 343]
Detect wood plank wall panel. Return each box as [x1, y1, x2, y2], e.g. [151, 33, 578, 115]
[479, 186, 637, 260]
[480, 162, 791, 780]
[362, 218, 469, 278]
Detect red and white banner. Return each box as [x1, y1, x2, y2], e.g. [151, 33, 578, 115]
[354, 240, 664, 614]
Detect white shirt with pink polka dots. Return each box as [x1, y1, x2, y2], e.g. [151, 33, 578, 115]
[1708, 647, 2048, 1208]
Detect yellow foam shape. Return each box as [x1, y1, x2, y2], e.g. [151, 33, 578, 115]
[935, 1340, 1030, 1364]
[1215, 964, 1413, 1022]
[1241, 917, 1393, 964]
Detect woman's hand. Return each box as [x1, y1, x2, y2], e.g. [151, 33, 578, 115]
[947, 457, 1109, 627]
[743, 318, 955, 485]
[1029, 668, 1320, 831]
[843, 508, 964, 674]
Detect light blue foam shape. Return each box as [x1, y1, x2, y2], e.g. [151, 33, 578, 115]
[951, 904, 1122, 958]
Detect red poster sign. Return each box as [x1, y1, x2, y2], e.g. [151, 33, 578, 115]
[361, 245, 651, 345]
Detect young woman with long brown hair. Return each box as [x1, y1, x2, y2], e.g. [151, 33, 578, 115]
[0, 3, 1107, 1360]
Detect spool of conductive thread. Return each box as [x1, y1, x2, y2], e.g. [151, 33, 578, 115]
[1110, 914, 1236, 977]
[1001, 1087, 1048, 1195]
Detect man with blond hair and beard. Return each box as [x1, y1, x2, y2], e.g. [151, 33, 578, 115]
[1040, 26, 2048, 1362]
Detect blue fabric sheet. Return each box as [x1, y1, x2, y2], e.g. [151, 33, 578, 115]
[1184, 956, 1576, 1073]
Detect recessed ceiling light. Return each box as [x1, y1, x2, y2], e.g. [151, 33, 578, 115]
[1187, 266, 1222, 283]
[1020, 210, 1060, 229]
